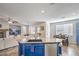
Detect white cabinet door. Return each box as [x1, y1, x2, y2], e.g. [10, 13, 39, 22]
[0, 38, 5, 50]
[0, 38, 18, 50]
[5, 39, 18, 49]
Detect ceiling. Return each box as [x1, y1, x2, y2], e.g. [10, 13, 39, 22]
[0, 3, 79, 25]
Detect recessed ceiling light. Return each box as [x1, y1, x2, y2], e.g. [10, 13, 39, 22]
[41, 10, 45, 14]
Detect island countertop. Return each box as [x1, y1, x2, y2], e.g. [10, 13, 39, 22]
[18, 41, 60, 44]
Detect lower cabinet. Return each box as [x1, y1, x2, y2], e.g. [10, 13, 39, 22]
[18, 43, 45, 56]
[0, 38, 18, 50]
[34, 46, 45, 56]
[5, 39, 18, 48]
[0, 39, 5, 50]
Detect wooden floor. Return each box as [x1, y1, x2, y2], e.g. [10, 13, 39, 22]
[0, 46, 18, 56]
[0, 44, 79, 56]
[62, 44, 79, 56]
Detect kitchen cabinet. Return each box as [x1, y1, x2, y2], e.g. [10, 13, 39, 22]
[0, 39, 5, 50]
[0, 38, 18, 50]
[18, 43, 45, 56]
[5, 39, 18, 48]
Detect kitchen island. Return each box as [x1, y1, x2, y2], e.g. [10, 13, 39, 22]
[18, 41, 61, 56]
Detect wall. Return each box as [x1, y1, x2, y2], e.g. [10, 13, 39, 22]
[46, 22, 51, 41]
[21, 25, 29, 35]
[50, 19, 79, 44]
[0, 19, 9, 29]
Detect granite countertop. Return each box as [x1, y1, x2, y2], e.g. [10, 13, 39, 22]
[19, 41, 60, 44]
[18, 38, 61, 44]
